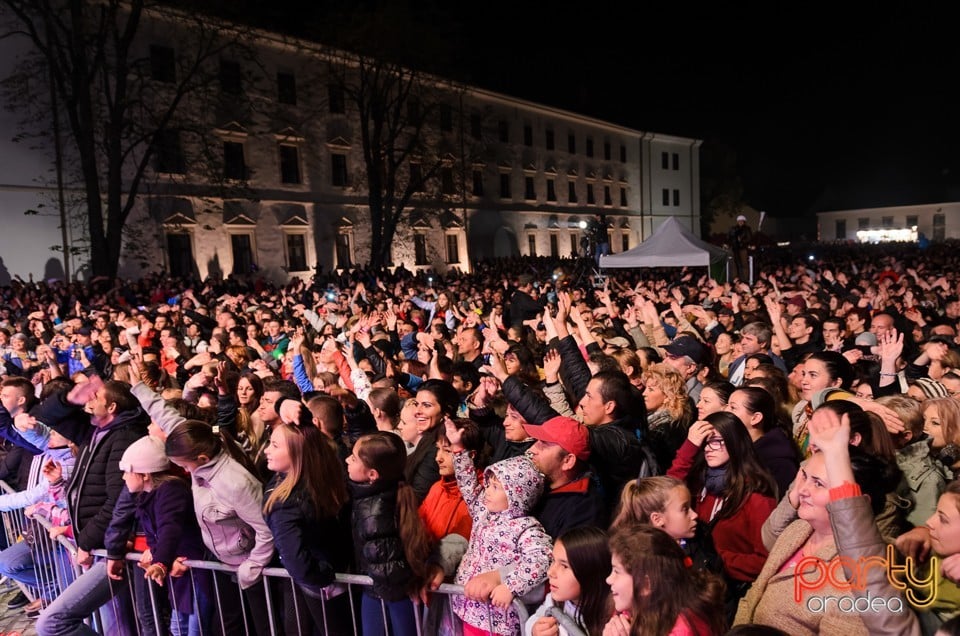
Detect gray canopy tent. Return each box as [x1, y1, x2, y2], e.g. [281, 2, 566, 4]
[598, 217, 728, 274]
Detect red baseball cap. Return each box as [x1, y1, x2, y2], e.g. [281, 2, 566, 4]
[523, 416, 590, 462]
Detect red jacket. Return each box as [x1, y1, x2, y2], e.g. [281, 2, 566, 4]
[668, 439, 775, 582]
[418, 476, 472, 543]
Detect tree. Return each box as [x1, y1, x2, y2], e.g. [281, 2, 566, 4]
[328, 54, 472, 269]
[316, 2, 480, 270]
[1, 0, 244, 279]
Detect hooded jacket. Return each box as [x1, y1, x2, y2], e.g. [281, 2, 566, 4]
[452, 452, 552, 635]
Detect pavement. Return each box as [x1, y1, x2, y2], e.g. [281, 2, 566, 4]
[0, 583, 38, 636]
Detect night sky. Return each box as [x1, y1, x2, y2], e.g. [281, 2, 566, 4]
[194, 2, 960, 222]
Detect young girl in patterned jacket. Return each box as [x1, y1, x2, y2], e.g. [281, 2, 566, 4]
[444, 418, 552, 636]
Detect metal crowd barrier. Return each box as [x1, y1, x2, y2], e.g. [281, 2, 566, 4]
[1, 479, 532, 635]
[0, 475, 85, 621]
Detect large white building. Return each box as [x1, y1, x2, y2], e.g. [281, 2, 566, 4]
[0, 7, 702, 284]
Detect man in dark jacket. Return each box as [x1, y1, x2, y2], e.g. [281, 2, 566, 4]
[506, 275, 544, 328]
[525, 417, 605, 539]
[33, 376, 148, 636]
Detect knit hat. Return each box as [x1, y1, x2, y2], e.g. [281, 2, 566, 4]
[912, 378, 950, 399]
[119, 436, 171, 474]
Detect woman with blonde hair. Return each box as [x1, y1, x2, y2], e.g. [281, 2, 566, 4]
[642, 362, 694, 471]
[263, 417, 352, 635]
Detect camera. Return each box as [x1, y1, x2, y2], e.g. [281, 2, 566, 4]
[326, 291, 337, 301]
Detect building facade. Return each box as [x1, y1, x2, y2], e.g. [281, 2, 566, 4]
[817, 203, 960, 243]
[0, 7, 702, 284]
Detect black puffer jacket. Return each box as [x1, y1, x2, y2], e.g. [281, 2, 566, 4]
[348, 479, 414, 601]
[40, 393, 149, 551]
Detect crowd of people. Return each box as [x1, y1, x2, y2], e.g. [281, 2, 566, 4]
[2, 239, 960, 635]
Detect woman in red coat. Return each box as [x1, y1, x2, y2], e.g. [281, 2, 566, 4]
[667, 411, 777, 611]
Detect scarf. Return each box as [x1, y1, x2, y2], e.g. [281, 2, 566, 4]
[703, 465, 728, 496]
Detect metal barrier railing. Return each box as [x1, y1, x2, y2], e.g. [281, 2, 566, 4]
[1, 478, 533, 635]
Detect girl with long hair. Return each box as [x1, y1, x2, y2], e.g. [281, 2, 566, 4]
[667, 412, 777, 599]
[525, 526, 612, 636]
[263, 419, 352, 635]
[725, 386, 800, 498]
[346, 431, 433, 636]
[611, 476, 698, 541]
[604, 524, 726, 636]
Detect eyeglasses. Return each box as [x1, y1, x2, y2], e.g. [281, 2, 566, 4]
[704, 437, 725, 451]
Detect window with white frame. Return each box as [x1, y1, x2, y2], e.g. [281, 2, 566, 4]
[284, 232, 308, 272]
